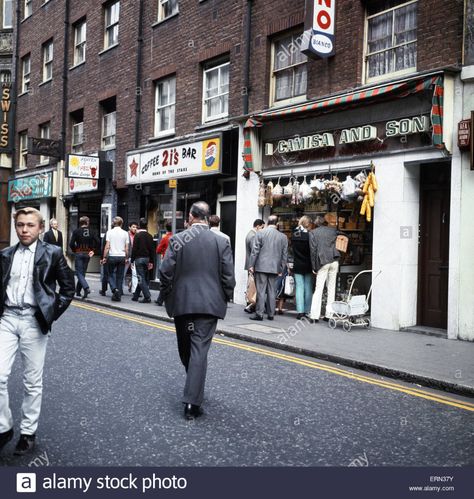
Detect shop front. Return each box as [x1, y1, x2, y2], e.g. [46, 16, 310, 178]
[235, 72, 455, 335]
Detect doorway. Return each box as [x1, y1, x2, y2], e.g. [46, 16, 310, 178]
[418, 163, 450, 329]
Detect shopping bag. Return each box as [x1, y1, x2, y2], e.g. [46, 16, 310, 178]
[284, 275, 295, 297]
[246, 273, 257, 305]
[336, 235, 349, 253]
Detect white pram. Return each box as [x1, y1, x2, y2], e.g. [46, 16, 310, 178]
[328, 270, 381, 332]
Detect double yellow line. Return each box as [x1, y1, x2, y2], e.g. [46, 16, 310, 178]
[73, 301, 474, 413]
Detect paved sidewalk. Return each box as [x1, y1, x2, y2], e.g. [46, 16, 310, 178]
[78, 274, 474, 397]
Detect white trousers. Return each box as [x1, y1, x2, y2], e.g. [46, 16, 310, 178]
[0, 310, 49, 435]
[310, 261, 339, 320]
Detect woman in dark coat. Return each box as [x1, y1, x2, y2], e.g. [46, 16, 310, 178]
[291, 216, 313, 319]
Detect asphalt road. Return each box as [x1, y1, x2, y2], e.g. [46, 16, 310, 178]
[1, 301, 473, 467]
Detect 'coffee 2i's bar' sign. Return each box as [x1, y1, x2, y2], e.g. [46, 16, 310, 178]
[301, 0, 336, 59]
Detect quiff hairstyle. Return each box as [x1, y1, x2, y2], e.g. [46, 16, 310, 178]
[13, 207, 44, 225]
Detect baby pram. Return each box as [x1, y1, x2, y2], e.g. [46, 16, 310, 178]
[328, 270, 381, 332]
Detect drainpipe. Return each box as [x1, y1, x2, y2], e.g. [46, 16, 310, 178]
[11, 0, 22, 176]
[243, 0, 253, 115]
[134, 0, 145, 148]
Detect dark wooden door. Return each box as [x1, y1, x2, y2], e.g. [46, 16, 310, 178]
[418, 164, 450, 329]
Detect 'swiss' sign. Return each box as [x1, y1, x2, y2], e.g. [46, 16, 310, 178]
[301, 0, 336, 59]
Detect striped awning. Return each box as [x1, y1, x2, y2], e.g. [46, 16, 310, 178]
[243, 74, 444, 172]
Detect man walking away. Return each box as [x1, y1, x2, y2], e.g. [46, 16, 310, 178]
[244, 218, 264, 313]
[248, 215, 288, 321]
[124, 222, 138, 293]
[160, 201, 235, 420]
[69, 216, 98, 299]
[131, 218, 155, 303]
[0, 207, 74, 456]
[209, 215, 230, 242]
[43, 218, 63, 250]
[103, 216, 129, 302]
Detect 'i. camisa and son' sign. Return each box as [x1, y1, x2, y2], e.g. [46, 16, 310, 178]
[301, 0, 336, 59]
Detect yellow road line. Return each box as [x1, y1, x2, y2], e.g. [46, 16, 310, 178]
[72, 301, 474, 412]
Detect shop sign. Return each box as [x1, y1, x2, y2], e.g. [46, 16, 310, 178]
[67, 177, 98, 194]
[168, 179, 177, 189]
[301, 0, 336, 59]
[0, 84, 13, 153]
[458, 119, 471, 149]
[164, 210, 183, 219]
[28, 137, 62, 158]
[126, 136, 221, 185]
[8, 172, 53, 203]
[66, 154, 100, 179]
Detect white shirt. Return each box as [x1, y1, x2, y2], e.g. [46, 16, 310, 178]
[210, 227, 231, 242]
[5, 241, 38, 308]
[106, 226, 129, 257]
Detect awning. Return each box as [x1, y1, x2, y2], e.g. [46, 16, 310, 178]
[243, 74, 444, 172]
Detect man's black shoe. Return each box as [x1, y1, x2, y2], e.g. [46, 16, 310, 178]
[82, 288, 90, 300]
[99, 290, 106, 296]
[0, 428, 13, 451]
[249, 314, 263, 321]
[75, 291, 81, 297]
[131, 296, 139, 302]
[267, 316, 274, 320]
[244, 305, 254, 314]
[139, 298, 151, 303]
[309, 318, 319, 324]
[111, 290, 121, 302]
[184, 403, 203, 420]
[13, 434, 36, 456]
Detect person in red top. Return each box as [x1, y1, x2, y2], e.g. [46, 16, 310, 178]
[156, 222, 173, 258]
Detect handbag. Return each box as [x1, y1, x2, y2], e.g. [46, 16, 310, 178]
[246, 272, 257, 305]
[284, 274, 295, 297]
[335, 235, 349, 253]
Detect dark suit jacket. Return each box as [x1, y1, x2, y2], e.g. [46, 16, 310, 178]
[309, 226, 340, 272]
[244, 229, 256, 270]
[248, 226, 288, 275]
[0, 240, 75, 334]
[159, 224, 236, 319]
[43, 229, 63, 249]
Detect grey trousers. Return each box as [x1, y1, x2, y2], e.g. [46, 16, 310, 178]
[255, 272, 278, 318]
[174, 315, 218, 406]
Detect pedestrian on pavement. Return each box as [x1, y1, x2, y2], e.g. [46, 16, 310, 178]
[103, 216, 129, 302]
[309, 216, 341, 323]
[99, 235, 109, 296]
[209, 215, 231, 243]
[291, 215, 313, 320]
[248, 215, 288, 321]
[42, 218, 63, 250]
[159, 201, 235, 420]
[155, 221, 173, 306]
[124, 222, 138, 294]
[0, 207, 74, 456]
[243, 219, 265, 314]
[131, 218, 155, 304]
[69, 216, 99, 299]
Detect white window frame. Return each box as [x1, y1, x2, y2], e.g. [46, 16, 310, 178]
[158, 0, 179, 22]
[39, 123, 51, 164]
[19, 131, 28, 169]
[102, 111, 116, 149]
[202, 61, 230, 123]
[73, 20, 87, 66]
[24, 0, 32, 19]
[71, 122, 84, 154]
[3, 0, 13, 28]
[154, 76, 176, 137]
[104, 1, 120, 49]
[42, 40, 53, 82]
[270, 33, 308, 107]
[21, 55, 30, 94]
[364, 0, 418, 83]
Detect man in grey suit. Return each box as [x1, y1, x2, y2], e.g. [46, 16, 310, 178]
[159, 201, 235, 420]
[244, 219, 265, 313]
[248, 215, 288, 321]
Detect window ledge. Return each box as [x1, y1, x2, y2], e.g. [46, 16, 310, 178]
[69, 61, 86, 71]
[101, 145, 116, 151]
[365, 68, 417, 85]
[196, 117, 229, 131]
[18, 91, 30, 98]
[148, 130, 176, 142]
[21, 15, 32, 24]
[39, 79, 52, 87]
[270, 95, 306, 109]
[99, 43, 119, 56]
[152, 12, 179, 28]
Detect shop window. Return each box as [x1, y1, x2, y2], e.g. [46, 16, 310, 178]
[24, 0, 32, 19]
[3, 0, 13, 28]
[365, 0, 417, 82]
[39, 122, 50, 164]
[73, 19, 87, 66]
[101, 98, 116, 149]
[158, 0, 178, 22]
[71, 109, 84, 154]
[202, 61, 229, 123]
[21, 54, 30, 93]
[270, 32, 307, 106]
[154, 75, 176, 136]
[19, 131, 28, 169]
[104, 1, 120, 50]
[42, 39, 53, 82]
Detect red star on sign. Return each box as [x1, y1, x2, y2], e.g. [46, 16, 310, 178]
[129, 158, 138, 177]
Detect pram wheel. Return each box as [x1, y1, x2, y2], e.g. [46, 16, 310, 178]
[343, 320, 352, 332]
[328, 318, 337, 329]
[364, 318, 371, 329]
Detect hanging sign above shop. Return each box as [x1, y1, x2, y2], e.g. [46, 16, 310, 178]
[126, 136, 222, 185]
[301, 0, 336, 59]
[66, 154, 100, 179]
[457, 119, 471, 149]
[67, 177, 99, 194]
[28, 137, 62, 158]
